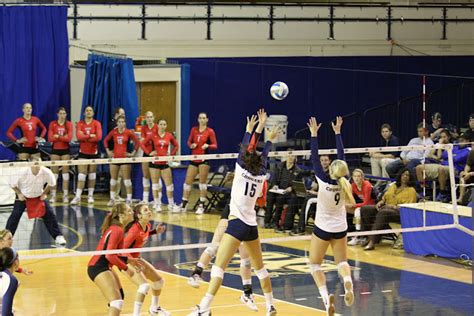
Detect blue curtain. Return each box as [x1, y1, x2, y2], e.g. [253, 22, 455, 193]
[0, 6, 70, 160]
[81, 54, 139, 136]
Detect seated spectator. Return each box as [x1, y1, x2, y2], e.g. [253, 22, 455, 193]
[463, 113, 474, 142]
[264, 154, 302, 230]
[385, 123, 434, 178]
[416, 131, 470, 201]
[346, 169, 375, 246]
[429, 112, 458, 142]
[360, 168, 417, 251]
[288, 177, 319, 236]
[369, 124, 399, 179]
[458, 136, 474, 205]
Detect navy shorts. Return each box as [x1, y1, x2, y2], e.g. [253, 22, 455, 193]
[78, 152, 99, 159]
[226, 218, 258, 242]
[51, 148, 70, 156]
[18, 146, 39, 154]
[87, 264, 110, 282]
[149, 163, 169, 170]
[312, 225, 347, 241]
[190, 161, 208, 167]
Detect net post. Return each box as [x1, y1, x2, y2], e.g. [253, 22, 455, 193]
[446, 144, 459, 225]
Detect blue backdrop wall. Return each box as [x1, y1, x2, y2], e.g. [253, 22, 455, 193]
[175, 56, 473, 153]
[0, 6, 70, 160]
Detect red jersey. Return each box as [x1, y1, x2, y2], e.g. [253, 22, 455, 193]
[104, 128, 139, 158]
[76, 119, 102, 155]
[351, 180, 375, 208]
[256, 180, 268, 208]
[141, 124, 158, 153]
[141, 132, 179, 165]
[48, 120, 73, 150]
[123, 222, 157, 258]
[88, 225, 128, 270]
[187, 127, 217, 162]
[7, 116, 47, 148]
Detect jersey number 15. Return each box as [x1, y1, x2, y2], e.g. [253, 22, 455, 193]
[244, 182, 257, 197]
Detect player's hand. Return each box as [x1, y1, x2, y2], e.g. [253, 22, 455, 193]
[89, 134, 96, 138]
[128, 258, 145, 273]
[149, 150, 157, 156]
[201, 144, 209, 150]
[267, 125, 281, 143]
[17, 137, 27, 144]
[190, 143, 197, 149]
[53, 134, 59, 139]
[307, 117, 322, 137]
[21, 268, 33, 276]
[256, 109, 267, 133]
[331, 116, 343, 134]
[155, 224, 166, 234]
[106, 149, 113, 158]
[284, 187, 292, 194]
[127, 151, 136, 157]
[246, 114, 258, 133]
[18, 193, 26, 201]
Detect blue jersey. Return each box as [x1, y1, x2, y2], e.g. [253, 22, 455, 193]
[1, 269, 18, 316]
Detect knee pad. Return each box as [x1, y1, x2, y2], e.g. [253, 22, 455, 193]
[124, 179, 132, 187]
[151, 279, 164, 291]
[152, 183, 161, 191]
[183, 183, 192, 192]
[240, 258, 251, 269]
[199, 183, 207, 191]
[255, 268, 269, 280]
[210, 265, 224, 279]
[166, 184, 174, 192]
[109, 299, 123, 311]
[142, 177, 150, 188]
[78, 173, 87, 182]
[138, 283, 150, 295]
[309, 264, 322, 273]
[119, 288, 125, 299]
[110, 179, 117, 186]
[204, 245, 218, 259]
[62, 173, 69, 181]
[88, 173, 96, 180]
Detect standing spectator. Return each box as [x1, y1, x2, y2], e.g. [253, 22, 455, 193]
[385, 123, 434, 178]
[369, 124, 399, 179]
[107, 107, 126, 201]
[346, 169, 375, 246]
[360, 169, 417, 251]
[463, 113, 474, 142]
[459, 139, 474, 205]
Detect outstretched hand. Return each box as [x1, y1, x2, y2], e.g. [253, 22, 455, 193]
[307, 117, 322, 137]
[246, 114, 259, 133]
[331, 116, 343, 134]
[267, 125, 281, 142]
[255, 109, 268, 133]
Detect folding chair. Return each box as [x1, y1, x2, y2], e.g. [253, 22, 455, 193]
[193, 165, 231, 213]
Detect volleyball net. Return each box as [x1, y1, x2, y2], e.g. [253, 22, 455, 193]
[0, 142, 471, 262]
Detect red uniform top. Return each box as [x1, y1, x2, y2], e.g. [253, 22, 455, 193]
[141, 124, 158, 154]
[187, 127, 217, 163]
[7, 116, 47, 148]
[76, 119, 102, 155]
[103, 128, 139, 159]
[351, 180, 375, 208]
[48, 120, 73, 150]
[88, 225, 128, 270]
[141, 132, 179, 165]
[123, 222, 157, 258]
[256, 180, 268, 208]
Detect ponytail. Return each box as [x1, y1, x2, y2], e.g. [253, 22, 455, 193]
[329, 159, 355, 205]
[337, 177, 355, 205]
[101, 202, 130, 234]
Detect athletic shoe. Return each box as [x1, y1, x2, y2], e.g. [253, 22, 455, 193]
[266, 305, 277, 316]
[87, 196, 94, 204]
[274, 227, 285, 233]
[170, 203, 181, 213]
[187, 305, 211, 316]
[240, 294, 258, 311]
[348, 237, 361, 246]
[107, 199, 115, 207]
[195, 203, 205, 215]
[153, 203, 162, 213]
[49, 195, 56, 204]
[70, 196, 80, 205]
[326, 294, 335, 316]
[188, 274, 202, 288]
[125, 198, 132, 205]
[62, 195, 69, 204]
[115, 195, 125, 202]
[344, 281, 354, 307]
[55, 235, 67, 246]
[289, 228, 305, 236]
[149, 306, 171, 316]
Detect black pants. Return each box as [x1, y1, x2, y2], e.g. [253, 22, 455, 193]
[266, 193, 296, 227]
[360, 205, 400, 243]
[6, 199, 62, 239]
[295, 196, 317, 230]
[264, 192, 278, 225]
[281, 196, 304, 230]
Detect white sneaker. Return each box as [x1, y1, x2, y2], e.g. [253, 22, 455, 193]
[70, 196, 80, 205]
[49, 195, 56, 203]
[187, 274, 202, 288]
[348, 237, 360, 246]
[149, 305, 171, 316]
[55, 235, 67, 246]
[187, 305, 210, 316]
[107, 199, 115, 207]
[125, 199, 132, 205]
[153, 203, 162, 213]
[115, 195, 125, 202]
[326, 294, 335, 316]
[171, 204, 181, 213]
[63, 195, 69, 204]
[195, 204, 205, 215]
[240, 294, 258, 311]
[266, 305, 277, 316]
[87, 196, 94, 204]
[344, 281, 354, 307]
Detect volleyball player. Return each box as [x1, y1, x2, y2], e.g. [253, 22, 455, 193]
[141, 119, 179, 212]
[181, 113, 218, 214]
[87, 203, 144, 316]
[140, 111, 162, 204]
[71, 106, 102, 205]
[0, 247, 20, 316]
[123, 203, 170, 316]
[0, 229, 33, 276]
[104, 115, 140, 206]
[48, 107, 73, 203]
[307, 116, 355, 316]
[189, 109, 278, 316]
[108, 107, 126, 201]
[6, 103, 47, 161]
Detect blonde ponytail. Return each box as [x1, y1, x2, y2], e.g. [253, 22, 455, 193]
[337, 177, 355, 205]
[329, 159, 356, 205]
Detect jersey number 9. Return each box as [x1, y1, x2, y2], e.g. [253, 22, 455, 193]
[334, 193, 340, 205]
